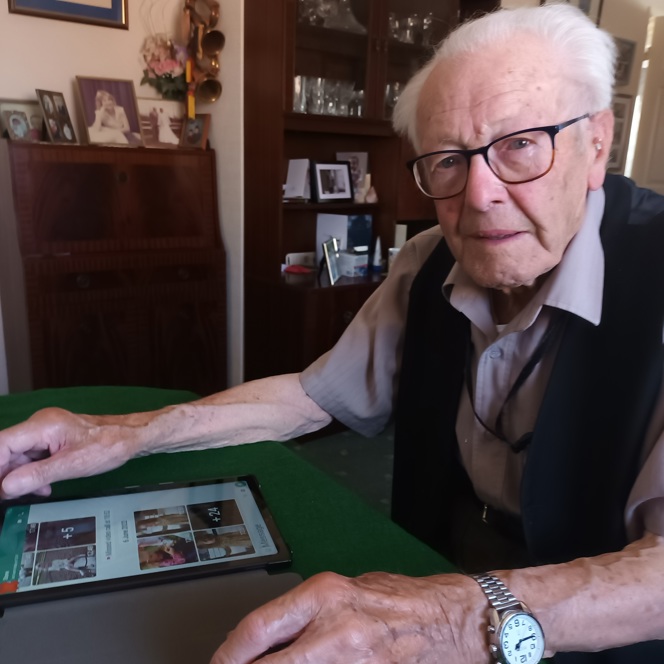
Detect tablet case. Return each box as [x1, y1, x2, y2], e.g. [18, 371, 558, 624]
[0, 569, 302, 663]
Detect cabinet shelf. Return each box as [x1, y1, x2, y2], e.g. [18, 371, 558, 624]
[283, 201, 379, 213]
[284, 112, 393, 136]
[295, 24, 368, 58]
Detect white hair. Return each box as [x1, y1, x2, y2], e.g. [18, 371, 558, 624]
[393, 2, 617, 150]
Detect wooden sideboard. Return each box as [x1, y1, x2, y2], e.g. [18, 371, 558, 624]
[0, 141, 227, 395]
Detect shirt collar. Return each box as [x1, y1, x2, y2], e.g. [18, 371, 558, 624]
[443, 187, 606, 334]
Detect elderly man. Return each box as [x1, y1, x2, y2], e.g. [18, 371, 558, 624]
[1, 4, 663, 663]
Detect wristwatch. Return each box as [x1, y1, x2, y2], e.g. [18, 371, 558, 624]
[471, 573, 545, 664]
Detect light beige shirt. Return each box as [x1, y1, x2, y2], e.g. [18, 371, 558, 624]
[300, 188, 664, 541]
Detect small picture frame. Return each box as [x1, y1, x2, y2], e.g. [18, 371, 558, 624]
[179, 114, 211, 149]
[36, 89, 77, 144]
[311, 161, 354, 203]
[607, 94, 633, 173]
[137, 98, 185, 148]
[0, 99, 44, 142]
[614, 37, 637, 88]
[76, 76, 143, 146]
[322, 237, 340, 285]
[336, 151, 368, 202]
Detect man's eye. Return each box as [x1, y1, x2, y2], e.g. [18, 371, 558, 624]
[506, 137, 532, 150]
[433, 154, 463, 170]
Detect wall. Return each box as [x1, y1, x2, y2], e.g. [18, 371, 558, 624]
[0, 0, 244, 393]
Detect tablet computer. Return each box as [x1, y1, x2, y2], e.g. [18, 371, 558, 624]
[0, 475, 291, 609]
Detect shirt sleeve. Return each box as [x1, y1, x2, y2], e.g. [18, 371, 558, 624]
[300, 227, 442, 437]
[625, 370, 664, 540]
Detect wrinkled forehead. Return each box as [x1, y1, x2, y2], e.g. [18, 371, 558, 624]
[416, 37, 572, 144]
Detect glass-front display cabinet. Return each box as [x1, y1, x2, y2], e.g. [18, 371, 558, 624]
[288, 0, 460, 121]
[244, 0, 497, 380]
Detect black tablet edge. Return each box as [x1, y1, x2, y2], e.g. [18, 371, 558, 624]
[0, 474, 292, 610]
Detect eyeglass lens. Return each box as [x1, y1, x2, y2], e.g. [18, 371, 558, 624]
[414, 129, 554, 199]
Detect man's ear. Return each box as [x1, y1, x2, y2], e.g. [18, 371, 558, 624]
[587, 108, 615, 191]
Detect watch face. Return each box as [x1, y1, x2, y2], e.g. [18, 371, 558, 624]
[499, 612, 545, 664]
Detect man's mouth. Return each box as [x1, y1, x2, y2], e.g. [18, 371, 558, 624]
[474, 230, 522, 241]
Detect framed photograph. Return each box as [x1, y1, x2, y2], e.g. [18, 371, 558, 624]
[336, 151, 368, 202]
[179, 114, 211, 149]
[76, 77, 143, 146]
[311, 161, 354, 203]
[0, 99, 43, 142]
[8, 0, 128, 29]
[36, 89, 77, 144]
[614, 37, 637, 87]
[137, 98, 185, 148]
[539, 0, 603, 25]
[607, 94, 633, 173]
[322, 237, 340, 285]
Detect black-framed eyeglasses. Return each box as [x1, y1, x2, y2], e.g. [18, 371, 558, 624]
[407, 113, 590, 200]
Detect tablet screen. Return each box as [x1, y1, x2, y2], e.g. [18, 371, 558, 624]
[0, 476, 291, 607]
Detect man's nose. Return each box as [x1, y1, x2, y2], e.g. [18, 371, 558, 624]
[463, 152, 505, 209]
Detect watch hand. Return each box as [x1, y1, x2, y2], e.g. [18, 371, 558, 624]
[516, 635, 536, 650]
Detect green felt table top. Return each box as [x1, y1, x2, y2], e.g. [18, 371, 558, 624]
[0, 386, 455, 580]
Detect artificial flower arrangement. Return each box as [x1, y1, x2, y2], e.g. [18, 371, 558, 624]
[140, 34, 188, 101]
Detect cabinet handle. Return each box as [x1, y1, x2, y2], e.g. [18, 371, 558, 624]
[75, 274, 91, 289]
[116, 171, 128, 184]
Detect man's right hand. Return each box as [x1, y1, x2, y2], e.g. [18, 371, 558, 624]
[0, 407, 135, 499]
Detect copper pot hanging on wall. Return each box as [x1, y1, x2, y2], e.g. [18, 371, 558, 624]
[182, 0, 224, 103]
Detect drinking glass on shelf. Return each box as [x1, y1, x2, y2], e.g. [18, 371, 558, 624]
[398, 16, 415, 43]
[385, 81, 402, 118]
[324, 78, 340, 115]
[315, 0, 338, 23]
[306, 76, 326, 114]
[388, 12, 400, 39]
[349, 89, 364, 117]
[337, 80, 355, 116]
[293, 75, 307, 113]
[422, 12, 435, 46]
[323, 0, 366, 34]
[298, 0, 321, 25]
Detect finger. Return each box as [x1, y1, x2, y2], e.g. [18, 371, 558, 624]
[0, 459, 56, 499]
[210, 575, 335, 664]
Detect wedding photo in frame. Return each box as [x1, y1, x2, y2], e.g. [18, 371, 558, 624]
[76, 76, 143, 146]
[322, 237, 341, 285]
[9, 0, 128, 29]
[137, 98, 185, 148]
[0, 99, 43, 142]
[36, 89, 77, 144]
[311, 161, 354, 203]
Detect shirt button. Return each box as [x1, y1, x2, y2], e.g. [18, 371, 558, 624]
[489, 347, 503, 359]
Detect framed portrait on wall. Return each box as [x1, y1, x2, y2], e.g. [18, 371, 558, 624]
[607, 94, 633, 173]
[8, 0, 128, 29]
[614, 37, 637, 87]
[76, 77, 143, 146]
[539, 0, 603, 25]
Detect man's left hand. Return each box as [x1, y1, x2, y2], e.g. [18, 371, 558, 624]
[210, 570, 486, 663]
